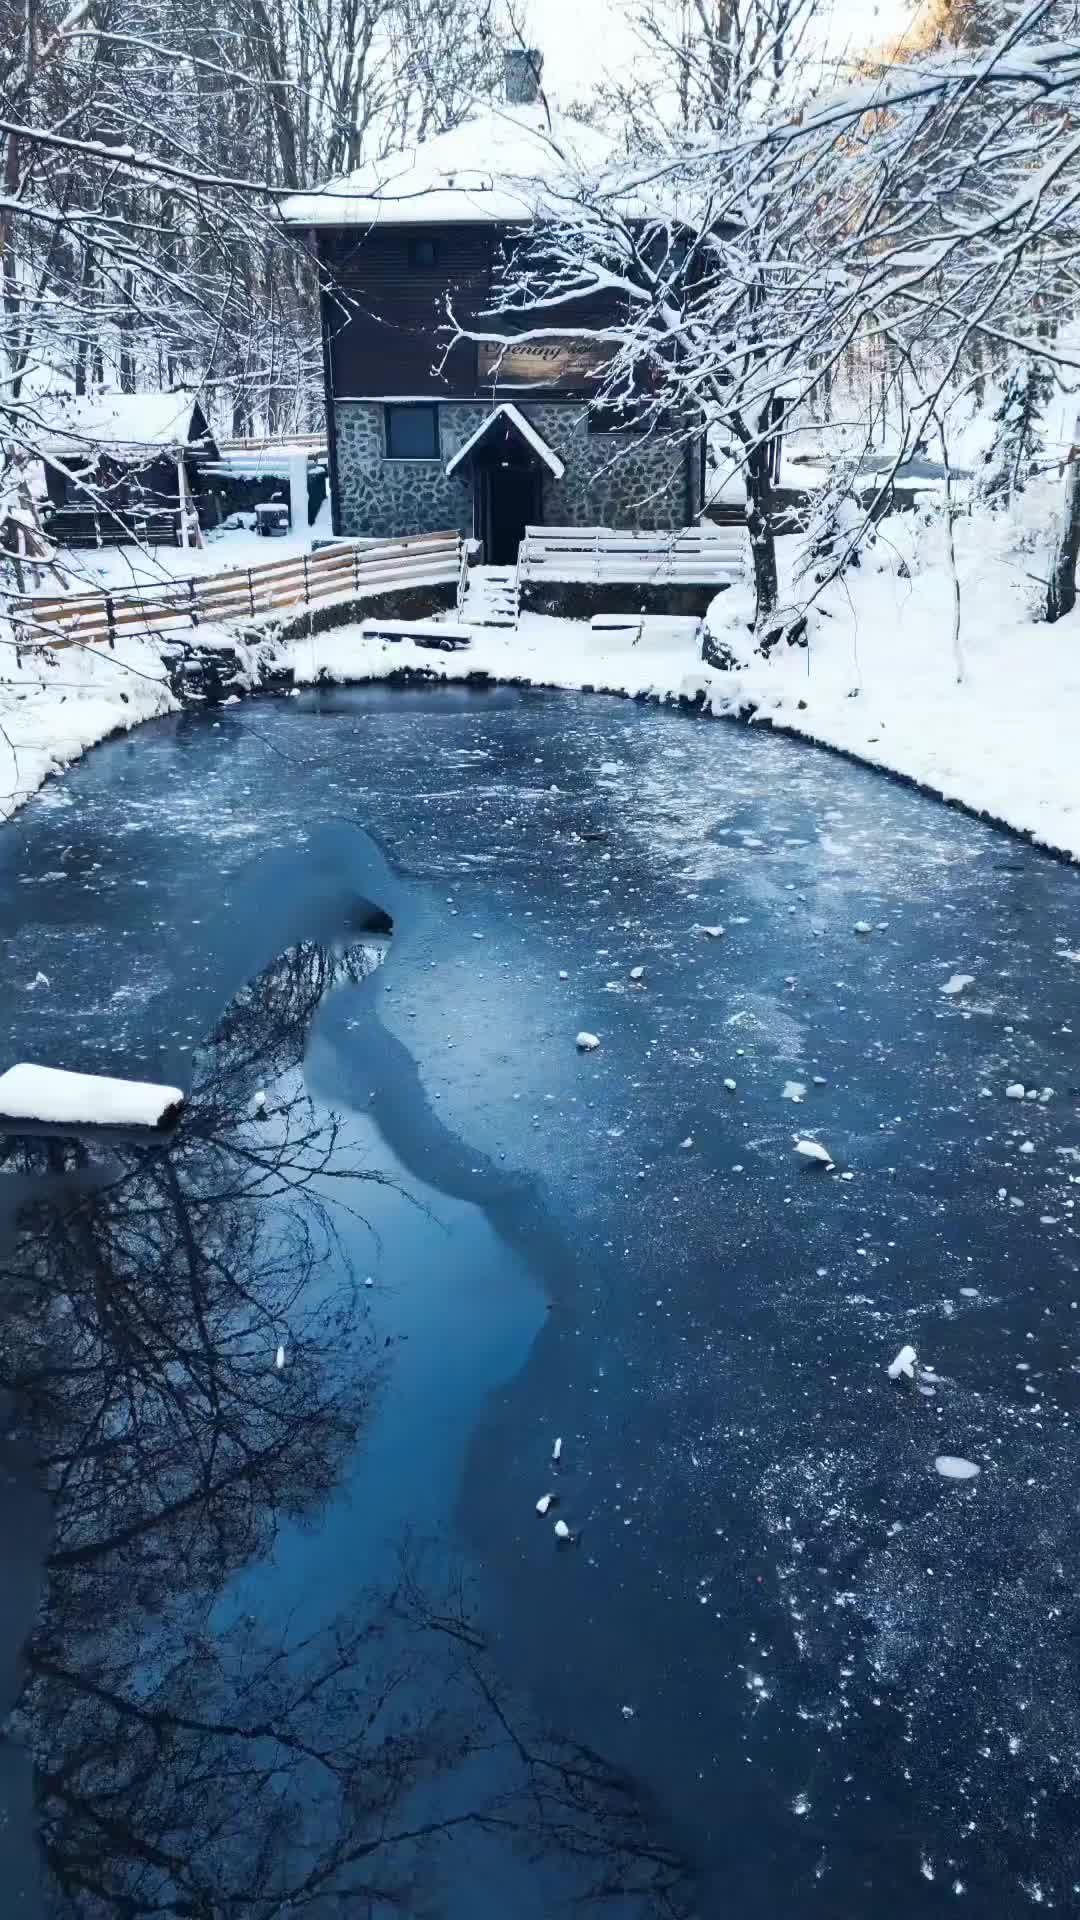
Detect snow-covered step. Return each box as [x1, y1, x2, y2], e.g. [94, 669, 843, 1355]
[460, 564, 520, 630]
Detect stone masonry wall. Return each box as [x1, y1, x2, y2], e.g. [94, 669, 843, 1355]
[333, 400, 699, 541]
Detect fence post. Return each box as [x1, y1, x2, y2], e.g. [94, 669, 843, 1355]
[105, 594, 116, 650]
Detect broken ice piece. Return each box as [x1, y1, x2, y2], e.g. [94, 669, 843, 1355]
[724, 1078, 737, 1093]
[275, 1344, 286, 1370]
[886, 1343, 917, 1380]
[853, 921, 872, 935]
[25, 972, 49, 991]
[536, 1494, 555, 1516]
[576, 1032, 601, 1051]
[629, 965, 645, 981]
[782, 1081, 807, 1102]
[252, 1089, 267, 1114]
[942, 974, 974, 996]
[794, 1138, 834, 1169]
[702, 925, 724, 939]
[554, 1519, 572, 1541]
[1005, 1083, 1026, 1100]
[552, 1436, 563, 1463]
[934, 1455, 980, 1481]
[558, 970, 569, 980]
[679, 1136, 694, 1149]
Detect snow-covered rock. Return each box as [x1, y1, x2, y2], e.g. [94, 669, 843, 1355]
[0, 1062, 184, 1130]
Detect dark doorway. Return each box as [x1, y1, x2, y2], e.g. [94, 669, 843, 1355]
[477, 460, 542, 566]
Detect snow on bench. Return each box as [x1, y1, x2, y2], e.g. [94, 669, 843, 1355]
[520, 525, 746, 585]
[588, 614, 702, 654]
[0, 1063, 184, 1132]
[360, 619, 472, 652]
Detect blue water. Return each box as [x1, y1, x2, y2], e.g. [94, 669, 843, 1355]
[3, 685, 1080, 1916]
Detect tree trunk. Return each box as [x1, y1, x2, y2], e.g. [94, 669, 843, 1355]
[744, 438, 778, 624]
[1046, 452, 1080, 623]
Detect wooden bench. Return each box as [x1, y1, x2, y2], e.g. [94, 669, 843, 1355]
[360, 619, 472, 652]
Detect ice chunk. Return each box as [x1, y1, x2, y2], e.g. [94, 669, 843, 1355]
[554, 1518, 571, 1541]
[576, 1032, 601, 1051]
[1005, 1083, 1026, 1100]
[934, 1455, 981, 1481]
[853, 921, 872, 935]
[701, 925, 724, 939]
[25, 972, 50, 992]
[724, 1077, 737, 1092]
[0, 1062, 183, 1131]
[942, 973, 974, 996]
[782, 1080, 807, 1102]
[536, 1494, 554, 1516]
[629, 965, 645, 981]
[552, 1436, 563, 1463]
[794, 1138, 834, 1169]
[887, 1343, 917, 1380]
[275, 1344, 286, 1370]
[252, 1089, 267, 1115]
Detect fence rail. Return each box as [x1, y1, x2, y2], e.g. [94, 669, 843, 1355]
[518, 524, 746, 586]
[10, 531, 464, 650]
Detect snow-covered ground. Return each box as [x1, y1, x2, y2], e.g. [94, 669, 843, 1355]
[4, 477, 1080, 858]
[29, 512, 328, 596]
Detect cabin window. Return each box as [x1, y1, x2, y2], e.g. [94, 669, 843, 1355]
[384, 404, 440, 461]
[408, 235, 439, 270]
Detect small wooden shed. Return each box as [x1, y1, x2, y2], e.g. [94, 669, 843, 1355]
[33, 391, 219, 546]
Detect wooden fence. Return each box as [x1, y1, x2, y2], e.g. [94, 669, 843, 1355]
[10, 531, 464, 650]
[518, 524, 746, 586]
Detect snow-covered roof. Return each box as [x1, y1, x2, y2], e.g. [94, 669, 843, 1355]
[280, 104, 619, 230]
[445, 404, 566, 479]
[28, 391, 212, 459]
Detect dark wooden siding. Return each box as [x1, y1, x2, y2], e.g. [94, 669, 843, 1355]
[320, 226, 490, 397]
[318, 225, 626, 400]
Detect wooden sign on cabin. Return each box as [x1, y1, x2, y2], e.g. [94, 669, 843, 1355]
[478, 339, 612, 389]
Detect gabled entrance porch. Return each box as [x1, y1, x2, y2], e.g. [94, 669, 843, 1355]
[445, 404, 564, 567]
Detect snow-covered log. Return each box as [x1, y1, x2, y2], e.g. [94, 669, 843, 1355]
[0, 1063, 184, 1131]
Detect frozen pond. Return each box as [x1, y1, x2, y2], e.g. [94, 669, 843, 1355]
[3, 683, 1080, 1916]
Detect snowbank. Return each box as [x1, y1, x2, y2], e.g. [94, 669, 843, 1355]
[0, 633, 176, 824]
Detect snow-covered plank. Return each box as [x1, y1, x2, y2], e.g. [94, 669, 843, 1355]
[0, 1063, 184, 1131]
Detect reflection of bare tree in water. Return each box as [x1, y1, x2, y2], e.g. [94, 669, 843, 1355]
[0, 942, 693, 1919]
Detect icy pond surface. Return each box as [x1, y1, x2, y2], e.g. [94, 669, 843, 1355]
[3, 684, 1080, 1916]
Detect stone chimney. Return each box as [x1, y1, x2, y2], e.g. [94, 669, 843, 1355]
[504, 47, 544, 105]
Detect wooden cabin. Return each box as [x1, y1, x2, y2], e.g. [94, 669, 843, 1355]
[281, 51, 706, 559]
[34, 391, 218, 546]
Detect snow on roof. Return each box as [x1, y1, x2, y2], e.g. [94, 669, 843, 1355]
[445, 403, 566, 479]
[27, 390, 209, 458]
[280, 104, 620, 230]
